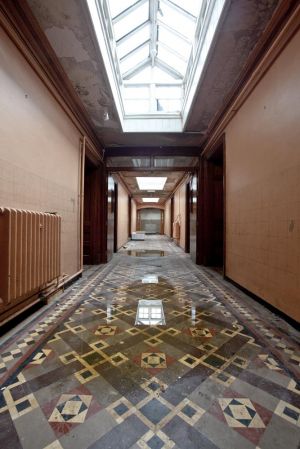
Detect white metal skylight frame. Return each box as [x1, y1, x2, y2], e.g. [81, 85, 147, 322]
[87, 0, 226, 131]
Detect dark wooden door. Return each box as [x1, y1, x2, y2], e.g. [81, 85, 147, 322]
[107, 176, 115, 260]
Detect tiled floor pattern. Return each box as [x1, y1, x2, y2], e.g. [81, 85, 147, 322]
[0, 236, 299, 449]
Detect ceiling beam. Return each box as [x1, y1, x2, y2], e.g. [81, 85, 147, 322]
[105, 146, 200, 157]
[107, 167, 196, 172]
[150, 0, 158, 66]
[156, 59, 183, 79]
[116, 20, 149, 45]
[120, 39, 150, 62]
[159, 41, 187, 62]
[113, 0, 147, 23]
[157, 20, 191, 44]
[123, 58, 151, 79]
[162, 0, 197, 21]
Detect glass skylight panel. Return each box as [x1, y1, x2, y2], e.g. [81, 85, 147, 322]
[153, 66, 177, 83]
[156, 99, 181, 112]
[108, 0, 138, 19]
[113, 1, 149, 41]
[157, 46, 186, 75]
[91, 0, 225, 121]
[117, 23, 150, 59]
[155, 85, 182, 99]
[124, 85, 149, 99]
[125, 99, 150, 113]
[128, 65, 152, 82]
[158, 26, 191, 58]
[142, 198, 160, 202]
[136, 177, 167, 190]
[171, 0, 203, 17]
[158, 2, 195, 40]
[120, 45, 149, 74]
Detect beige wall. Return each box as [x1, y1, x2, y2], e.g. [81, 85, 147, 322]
[117, 181, 129, 249]
[131, 198, 137, 232]
[174, 181, 187, 250]
[0, 28, 82, 277]
[164, 199, 171, 237]
[225, 29, 300, 321]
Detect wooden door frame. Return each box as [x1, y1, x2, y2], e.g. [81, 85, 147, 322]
[185, 181, 190, 253]
[83, 155, 107, 265]
[170, 196, 174, 238]
[128, 195, 132, 237]
[113, 182, 118, 253]
[198, 134, 226, 275]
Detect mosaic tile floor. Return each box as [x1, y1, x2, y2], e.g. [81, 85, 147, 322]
[0, 236, 299, 449]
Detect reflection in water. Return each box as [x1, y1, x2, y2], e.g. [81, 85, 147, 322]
[126, 250, 166, 257]
[107, 304, 112, 321]
[135, 299, 166, 326]
[142, 275, 158, 284]
[191, 306, 196, 325]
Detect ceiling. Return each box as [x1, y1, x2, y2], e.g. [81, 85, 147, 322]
[118, 170, 186, 206]
[27, 0, 280, 148]
[107, 155, 197, 204]
[25, 0, 280, 203]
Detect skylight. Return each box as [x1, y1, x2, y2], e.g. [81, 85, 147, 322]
[142, 198, 159, 202]
[87, 0, 226, 130]
[136, 177, 167, 190]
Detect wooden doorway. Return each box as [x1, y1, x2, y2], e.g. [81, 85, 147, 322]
[107, 176, 116, 260]
[199, 138, 225, 272]
[83, 157, 107, 264]
[170, 196, 174, 238]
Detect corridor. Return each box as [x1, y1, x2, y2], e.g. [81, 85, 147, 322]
[0, 236, 299, 449]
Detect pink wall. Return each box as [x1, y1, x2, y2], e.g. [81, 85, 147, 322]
[116, 181, 129, 249]
[131, 198, 137, 232]
[225, 29, 300, 321]
[0, 28, 82, 277]
[167, 180, 187, 250]
[164, 199, 171, 237]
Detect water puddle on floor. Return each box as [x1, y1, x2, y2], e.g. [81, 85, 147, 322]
[142, 275, 158, 284]
[126, 250, 167, 257]
[135, 299, 166, 326]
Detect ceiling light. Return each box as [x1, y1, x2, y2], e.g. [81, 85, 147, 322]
[136, 177, 167, 190]
[142, 198, 159, 203]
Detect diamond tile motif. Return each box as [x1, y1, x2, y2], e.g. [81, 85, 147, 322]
[30, 349, 52, 365]
[145, 337, 163, 347]
[1, 237, 300, 449]
[110, 352, 128, 366]
[274, 400, 300, 426]
[48, 394, 92, 423]
[190, 328, 213, 338]
[139, 398, 171, 425]
[179, 354, 199, 368]
[141, 353, 167, 369]
[106, 397, 133, 423]
[0, 390, 39, 420]
[74, 367, 99, 384]
[17, 337, 35, 348]
[219, 398, 265, 428]
[59, 351, 77, 364]
[137, 429, 175, 449]
[1, 348, 22, 362]
[95, 325, 118, 336]
[178, 399, 205, 425]
[258, 354, 282, 371]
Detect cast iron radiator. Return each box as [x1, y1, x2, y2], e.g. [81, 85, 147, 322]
[0, 208, 61, 324]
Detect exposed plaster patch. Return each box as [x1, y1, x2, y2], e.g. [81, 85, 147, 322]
[45, 26, 91, 62]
